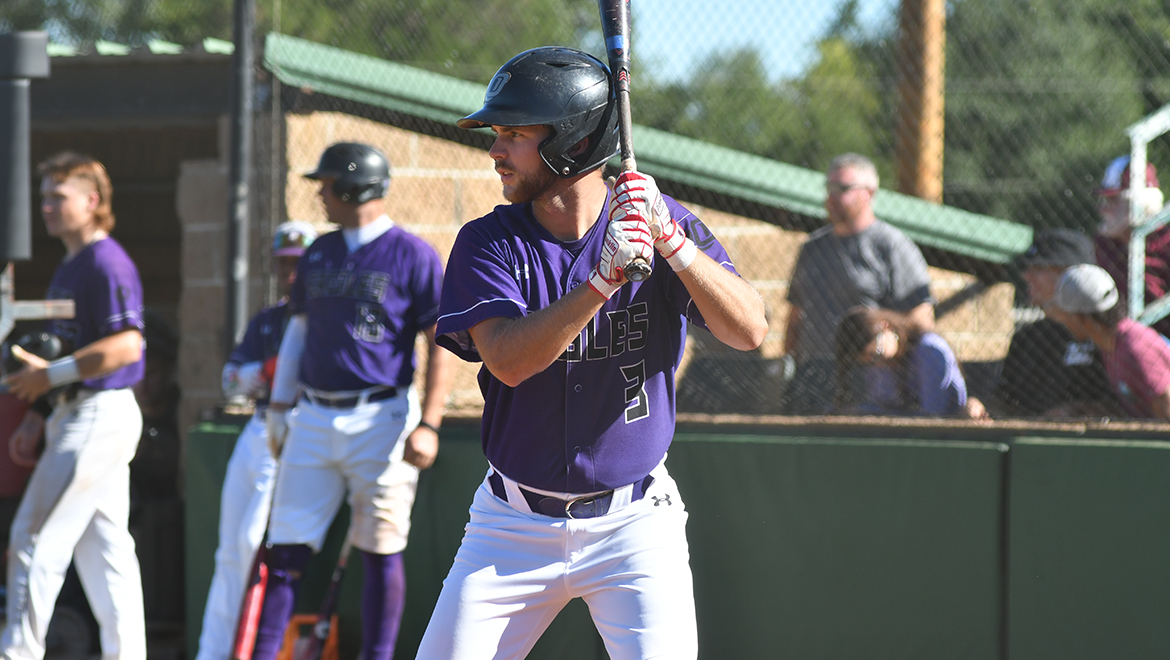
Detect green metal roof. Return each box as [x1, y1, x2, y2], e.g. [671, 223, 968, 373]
[264, 32, 1032, 264]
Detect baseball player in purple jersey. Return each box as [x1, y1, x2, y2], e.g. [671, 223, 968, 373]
[195, 221, 316, 660]
[2, 153, 147, 660]
[250, 143, 453, 660]
[416, 47, 768, 659]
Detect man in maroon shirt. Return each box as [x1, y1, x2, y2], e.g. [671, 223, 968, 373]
[1093, 155, 1170, 337]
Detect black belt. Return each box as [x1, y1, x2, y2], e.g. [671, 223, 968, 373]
[488, 471, 654, 519]
[302, 387, 397, 409]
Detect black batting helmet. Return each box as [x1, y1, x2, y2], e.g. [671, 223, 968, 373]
[304, 142, 390, 204]
[458, 47, 619, 178]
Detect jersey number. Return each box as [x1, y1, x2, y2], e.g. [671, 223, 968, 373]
[353, 304, 386, 343]
[620, 361, 649, 424]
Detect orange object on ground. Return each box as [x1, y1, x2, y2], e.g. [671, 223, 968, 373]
[276, 614, 339, 660]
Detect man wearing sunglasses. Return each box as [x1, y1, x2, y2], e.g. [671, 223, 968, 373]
[782, 153, 935, 414]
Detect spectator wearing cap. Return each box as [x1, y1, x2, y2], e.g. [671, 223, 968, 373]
[996, 229, 1113, 416]
[1093, 155, 1170, 338]
[1050, 264, 1170, 419]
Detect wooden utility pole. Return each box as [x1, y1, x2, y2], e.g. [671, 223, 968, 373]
[895, 0, 946, 202]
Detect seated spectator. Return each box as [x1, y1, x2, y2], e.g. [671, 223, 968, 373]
[997, 229, 1113, 417]
[1050, 264, 1170, 419]
[782, 153, 934, 415]
[833, 307, 984, 418]
[1093, 155, 1170, 338]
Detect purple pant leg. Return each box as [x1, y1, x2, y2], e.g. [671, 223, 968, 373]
[360, 550, 406, 660]
[251, 544, 313, 660]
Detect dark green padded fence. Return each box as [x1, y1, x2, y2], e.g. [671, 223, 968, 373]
[186, 418, 1170, 660]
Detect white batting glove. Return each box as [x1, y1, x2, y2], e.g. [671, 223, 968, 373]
[610, 171, 697, 271]
[610, 171, 671, 238]
[588, 216, 654, 299]
[266, 407, 290, 457]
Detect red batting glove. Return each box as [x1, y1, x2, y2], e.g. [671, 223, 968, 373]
[262, 356, 278, 384]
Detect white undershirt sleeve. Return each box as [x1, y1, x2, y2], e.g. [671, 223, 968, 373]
[270, 314, 307, 405]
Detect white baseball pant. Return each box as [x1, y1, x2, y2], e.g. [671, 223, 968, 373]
[2, 388, 146, 660]
[267, 387, 420, 554]
[416, 460, 698, 660]
[195, 413, 277, 660]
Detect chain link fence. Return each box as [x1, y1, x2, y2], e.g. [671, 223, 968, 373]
[8, 0, 1170, 421]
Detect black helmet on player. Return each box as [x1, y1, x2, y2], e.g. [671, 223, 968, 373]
[304, 142, 390, 204]
[458, 47, 620, 178]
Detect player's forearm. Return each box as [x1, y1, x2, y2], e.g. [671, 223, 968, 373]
[420, 326, 453, 427]
[676, 252, 768, 351]
[270, 314, 307, 405]
[73, 329, 144, 378]
[471, 284, 607, 387]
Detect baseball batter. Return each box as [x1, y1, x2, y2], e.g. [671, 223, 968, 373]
[417, 47, 768, 659]
[250, 142, 453, 660]
[2, 152, 146, 660]
[195, 221, 316, 660]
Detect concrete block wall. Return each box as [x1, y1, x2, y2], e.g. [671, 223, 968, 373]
[175, 110, 1017, 423]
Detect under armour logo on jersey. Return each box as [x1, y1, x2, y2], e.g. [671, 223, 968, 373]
[650, 494, 671, 507]
[513, 263, 530, 285]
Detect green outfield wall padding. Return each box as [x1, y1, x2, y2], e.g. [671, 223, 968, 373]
[1008, 438, 1170, 660]
[186, 419, 1170, 660]
[668, 435, 1005, 660]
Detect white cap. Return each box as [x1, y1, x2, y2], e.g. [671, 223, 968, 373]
[1055, 264, 1119, 314]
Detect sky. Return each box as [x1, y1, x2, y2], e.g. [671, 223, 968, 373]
[632, 0, 901, 82]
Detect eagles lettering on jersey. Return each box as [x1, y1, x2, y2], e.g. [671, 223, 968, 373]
[560, 302, 649, 362]
[305, 269, 391, 303]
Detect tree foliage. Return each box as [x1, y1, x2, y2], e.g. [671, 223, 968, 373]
[6, 0, 1170, 229]
[0, 0, 592, 84]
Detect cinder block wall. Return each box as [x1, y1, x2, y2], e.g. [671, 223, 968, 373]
[178, 110, 1016, 424]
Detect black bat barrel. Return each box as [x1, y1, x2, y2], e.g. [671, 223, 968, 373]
[0, 32, 50, 267]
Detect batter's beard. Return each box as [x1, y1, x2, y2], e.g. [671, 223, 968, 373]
[502, 163, 560, 204]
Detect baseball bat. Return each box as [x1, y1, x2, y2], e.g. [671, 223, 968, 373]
[294, 535, 353, 660]
[599, 0, 652, 283]
[230, 542, 269, 660]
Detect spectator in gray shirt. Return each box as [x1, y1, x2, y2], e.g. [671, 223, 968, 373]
[782, 153, 935, 414]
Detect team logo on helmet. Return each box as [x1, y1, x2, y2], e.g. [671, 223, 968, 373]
[484, 72, 511, 102]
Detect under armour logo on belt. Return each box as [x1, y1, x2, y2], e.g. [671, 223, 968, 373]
[650, 494, 671, 507]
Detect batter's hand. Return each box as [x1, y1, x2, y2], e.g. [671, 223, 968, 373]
[8, 409, 45, 468]
[403, 424, 439, 470]
[2, 346, 52, 403]
[610, 172, 696, 271]
[266, 404, 291, 457]
[609, 172, 671, 239]
[588, 214, 653, 299]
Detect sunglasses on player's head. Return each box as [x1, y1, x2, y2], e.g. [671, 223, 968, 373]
[826, 181, 872, 196]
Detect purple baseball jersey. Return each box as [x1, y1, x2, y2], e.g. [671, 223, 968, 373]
[289, 226, 443, 392]
[229, 301, 291, 406]
[46, 236, 145, 390]
[437, 195, 739, 493]
[230, 302, 291, 366]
